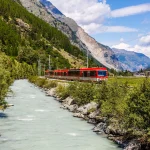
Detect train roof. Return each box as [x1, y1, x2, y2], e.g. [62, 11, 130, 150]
[53, 69, 69, 72]
[80, 67, 107, 71]
[45, 67, 107, 72]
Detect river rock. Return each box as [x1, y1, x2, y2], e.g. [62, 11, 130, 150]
[105, 125, 124, 135]
[62, 97, 74, 106]
[88, 119, 97, 124]
[68, 104, 78, 112]
[95, 116, 107, 123]
[77, 102, 98, 115]
[46, 88, 56, 96]
[73, 113, 84, 118]
[60, 104, 68, 109]
[124, 140, 141, 150]
[88, 110, 100, 119]
[93, 122, 106, 133]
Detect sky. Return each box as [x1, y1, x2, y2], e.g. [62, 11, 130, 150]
[48, 0, 150, 57]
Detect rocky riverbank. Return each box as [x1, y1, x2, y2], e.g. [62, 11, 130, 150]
[45, 87, 141, 150]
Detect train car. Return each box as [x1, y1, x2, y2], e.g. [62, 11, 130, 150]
[45, 67, 108, 82]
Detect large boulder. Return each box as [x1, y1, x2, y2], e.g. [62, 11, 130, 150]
[46, 88, 56, 97]
[15, 18, 31, 31]
[105, 124, 125, 136]
[62, 97, 74, 106]
[68, 104, 78, 112]
[93, 122, 107, 133]
[124, 140, 141, 150]
[73, 113, 84, 118]
[88, 110, 100, 119]
[77, 102, 98, 115]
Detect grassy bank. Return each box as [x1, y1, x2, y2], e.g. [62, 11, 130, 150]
[29, 76, 150, 147]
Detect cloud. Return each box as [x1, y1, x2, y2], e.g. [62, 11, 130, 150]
[112, 43, 131, 50]
[81, 23, 138, 34]
[139, 35, 150, 46]
[112, 42, 150, 58]
[47, 0, 149, 34]
[111, 3, 150, 18]
[142, 18, 150, 24]
[120, 38, 124, 42]
[49, 0, 111, 25]
[105, 26, 138, 33]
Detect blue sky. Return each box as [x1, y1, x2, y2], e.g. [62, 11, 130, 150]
[49, 0, 150, 56]
[93, 0, 150, 47]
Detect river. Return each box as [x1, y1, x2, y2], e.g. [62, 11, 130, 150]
[0, 80, 122, 150]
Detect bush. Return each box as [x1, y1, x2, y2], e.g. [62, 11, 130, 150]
[67, 82, 96, 106]
[43, 81, 58, 89]
[56, 84, 69, 99]
[35, 78, 47, 87]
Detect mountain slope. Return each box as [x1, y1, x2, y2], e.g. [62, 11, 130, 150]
[1, 0, 94, 70]
[113, 48, 150, 72]
[19, 0, 121, 70]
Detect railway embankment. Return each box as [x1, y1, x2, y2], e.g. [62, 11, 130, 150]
[29, 76, 150, 150]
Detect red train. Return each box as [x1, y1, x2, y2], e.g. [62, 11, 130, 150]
[45, 67, 108, 82]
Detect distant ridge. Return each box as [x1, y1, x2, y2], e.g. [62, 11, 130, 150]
[113, 48, 150, 72]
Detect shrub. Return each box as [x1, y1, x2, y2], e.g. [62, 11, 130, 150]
[43, 81, 58, 89]
[56, 84, 70, 99]
[67, 82, 96, 106]
[35, 78, 47, 87]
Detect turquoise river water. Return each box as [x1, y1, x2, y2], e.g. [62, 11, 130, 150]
[0, 80, 122, 150]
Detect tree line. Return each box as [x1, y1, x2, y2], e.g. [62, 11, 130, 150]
[0, 52, 36, 109]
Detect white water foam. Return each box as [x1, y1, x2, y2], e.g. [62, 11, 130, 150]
[0, 138, 8, 142]
[67, 133, 79, 137]
[16, 117, 33, 121]
[35, 109, 48, 112]
[26, 115, 35, 118]
[30, 95, 36, 99]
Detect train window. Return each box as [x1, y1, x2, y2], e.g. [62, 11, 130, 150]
[98, 71, 107, 76]
[83, 71, 88, 77]
[90, 71, 96, 77]
[50, 72, 53, 75]
[64, 72, 66, 76]
[68, 70, 80, 76]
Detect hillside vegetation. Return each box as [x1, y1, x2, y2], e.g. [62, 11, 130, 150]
[0, 0, 96, 69]
[0, 52, 36, 109]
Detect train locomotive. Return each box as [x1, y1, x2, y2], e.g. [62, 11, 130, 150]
[45, 67, 108, 82]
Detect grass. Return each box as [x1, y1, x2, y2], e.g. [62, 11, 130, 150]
[57, 49, 86, 68]
[108, 77, 150, 87]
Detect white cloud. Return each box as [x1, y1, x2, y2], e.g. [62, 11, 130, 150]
[142, 18, 150, 24]
[120, 38, 124, 42]
[81, 23, 138, 34]
[105, 26, 138, 33]
[111, 3, 150, 18]
[47, 0, 149, 34]
[49, 0, 111, 25]
[112, 41, 150, 58]
[139, 35, 150, 46]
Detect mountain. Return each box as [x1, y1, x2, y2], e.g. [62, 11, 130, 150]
[1, 0, 94, 70]
[113, 48, 150, 72]
[19, 0, 121, 70]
